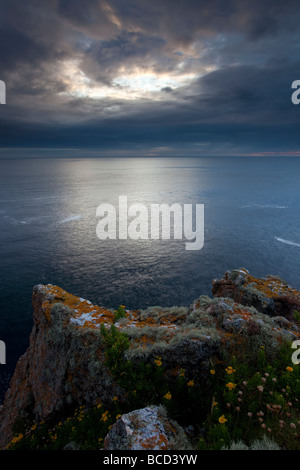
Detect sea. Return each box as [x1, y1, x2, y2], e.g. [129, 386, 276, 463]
[0, 156, 299, 402]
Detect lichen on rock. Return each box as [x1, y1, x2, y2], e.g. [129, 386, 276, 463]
[212, 268, 300, 320]
[0, 269, 299, 450]
[104, 405, 192, 450]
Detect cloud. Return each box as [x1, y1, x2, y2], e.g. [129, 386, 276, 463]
[57, 0, 121, 39]
[1, 0, 300, 156]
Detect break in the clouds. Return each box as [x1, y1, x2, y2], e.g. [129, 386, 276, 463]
[0, 0, 300, 157]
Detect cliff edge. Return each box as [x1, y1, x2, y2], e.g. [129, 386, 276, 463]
[0, 268, 299, 450]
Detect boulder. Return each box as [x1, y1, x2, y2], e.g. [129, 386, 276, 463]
[103, 405, 191, 450]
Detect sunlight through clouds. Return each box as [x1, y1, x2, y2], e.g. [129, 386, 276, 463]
[58, 59, 199, 101]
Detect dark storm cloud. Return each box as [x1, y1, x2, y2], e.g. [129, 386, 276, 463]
[80, 31, 167, 85]
[0, 0, 300, 156]
[0, 26, 46, 70]
[57, 0, 121, 39]
[110, 0, 297, 42]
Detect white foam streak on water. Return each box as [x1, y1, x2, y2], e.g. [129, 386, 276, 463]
[242, 204, 288, 209]
[275, 237, 300, 248]
[58, 214, 83, 224]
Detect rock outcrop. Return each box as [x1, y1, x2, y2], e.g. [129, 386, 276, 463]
[0, 269, 299, 449]
[104, 405, 191, 450]
[212, 268, 300, 320]
[0, 285, 123, 449]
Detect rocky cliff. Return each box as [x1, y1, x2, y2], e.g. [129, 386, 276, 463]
[0, 268, 299, 450]
[212, 268, 300, 320]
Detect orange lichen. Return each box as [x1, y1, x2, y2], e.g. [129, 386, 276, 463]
[240, 272, 300, 300]
[43, 285, 115, 328]
[41, 285, 185, 336]
[140, 432, 169, 450]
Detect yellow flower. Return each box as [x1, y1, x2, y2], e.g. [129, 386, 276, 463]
[113, 396, 118, 401]
[187, 380, 194, 387]
[286, 366, 294, 372]
[218, 415, 227, 424]
[225, 366, 236, 375]
[10, 433, 24, 446]
[120, 305, 125, 309]
[97, 403, 102, 409]
[164, 392, 172, 400]
[116, 414, 122, 420]
[210, 369, 216, 375]
[154, 356, 162, 366]
[101, 410, 109, 421]
[179, 368, 185, 377]
[226, 382, 237, 391]
[213, 401, 218, 407]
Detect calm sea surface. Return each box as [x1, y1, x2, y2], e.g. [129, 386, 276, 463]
[0, 156, 299, 400]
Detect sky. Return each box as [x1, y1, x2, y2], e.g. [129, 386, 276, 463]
[0, 0, 300, 157]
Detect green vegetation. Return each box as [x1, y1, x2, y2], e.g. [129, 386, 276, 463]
[113, 305, 127, 322]
[99, 323, 130, 375]
[7, 324, 300, 450]
[8, 402, 122, 450]
[198, 343, 300, 450]
[293, 310, 300, 324]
